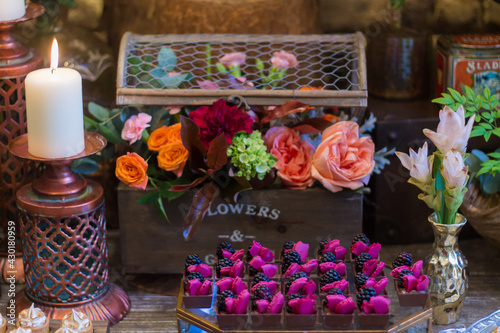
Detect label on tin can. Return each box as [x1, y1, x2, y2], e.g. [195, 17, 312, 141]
[453, 34, 500, 47]
[436, 51, 446, 95]
[453, 58, 500, 96]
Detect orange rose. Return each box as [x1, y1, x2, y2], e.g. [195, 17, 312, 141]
[311, 121, 374, 192]
[322, 114, 338, 123]
[148, 123, 182, 151]
[158, 141, 189, 177]
[115, 152, 148, 190]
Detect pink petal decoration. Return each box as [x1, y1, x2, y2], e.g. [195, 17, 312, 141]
[374, 277, 388, 295]
[197, 80, 218, 89]
[197, 264, 212, 277]
[232, 276, 248, 295]
[334, 246, 347, 260]
[390, 265, 411, 278]
[216, 277, 234, 292]
[186, 279, 202, 296]
[267, 281, 278, 295]
[233, 290, 250, 314]
[416, 275, 429, 292]
[221, 266, 232, 277]
[412, 260, 423, 278]
[231, 249, 244, 261]
[351, 241, 368, 256]
[249, 241, 263, 257]
[326, 294, 346, 313]
[403, 274, 418, 292]
[225, 297, 235, 313]
[293, 241, 309, 261]
[321, 279, 348, 293]
[361, 301, 374, 314]
[294, 298, 316, 314]
[302, 280, 317, 295]
[333, 262, 346, 276]
[255, 299, 270, 314]
[268, 292, 285, 314]
[319, 262, 336, 273]
[323, 239, 340, 253]
[261, 264, 278, 278]
[366, 243, 381, 259]
[362, 259, 378, 276]
[230, 259, 245, 278]
[335, 297, 356, 314]
[363, 278, 376, 289]
[288, 277, 308, 294]
[284, 263, 302, 277]
[370, 295, 390, 314]
[187, 265, 197, 274]
[222, 249, 233, 259]
[260, 247, 275, 262]
[199, 280, 212, 295]
[301, 259, 318, 274]
[249, 256, 265, 270]
[372, 261, 386, 277]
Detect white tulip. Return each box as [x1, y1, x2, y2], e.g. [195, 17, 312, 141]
[423, 106, 474, 154]
[442, 149, 468, 189]
[396, 142, 432, 183]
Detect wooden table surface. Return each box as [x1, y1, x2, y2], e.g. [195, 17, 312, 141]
[2, 232, 499, 333]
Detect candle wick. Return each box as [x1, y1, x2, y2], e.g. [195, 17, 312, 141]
[51, 68, 55, 74]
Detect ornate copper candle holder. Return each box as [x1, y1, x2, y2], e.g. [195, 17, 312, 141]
[0, 3, 45, 283]
[9, 132, 130, 325]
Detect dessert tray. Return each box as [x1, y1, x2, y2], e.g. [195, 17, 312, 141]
[176, 265, 432, 333]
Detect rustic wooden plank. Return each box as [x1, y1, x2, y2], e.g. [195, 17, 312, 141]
[4, 319, 109, 332]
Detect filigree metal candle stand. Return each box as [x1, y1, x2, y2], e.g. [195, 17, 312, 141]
[0, 3, 45, 283]
[9, 132, 130, 325]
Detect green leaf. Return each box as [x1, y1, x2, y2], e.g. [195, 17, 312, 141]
[448, 88, 462, 102]
[479, 122, 493, 129]
[256, 58, 265, 71]
[493, 128, 500, 137]
[475, 115, 481, 122]
[155, 196, 169, 222]
[71, 158, 99, 175]
[138, 191, 160, 205]
[216, 62, 228, 74]
[97, 123, 122, 144]
[156, 73, 191, 89]
[57, 0, 76, 8]
[158, 47, 177, 72]
[128, 57, 141, 65]
[484, 87, 491, 100]
[487, 152, 500, 159]
[465, 85, 475, 101]
[470, 126, 486, 137]
[485, 131, 492, 142]
[432, 97, 449, 105]
[390, 0, 405, 9]
[88, 102, 110, 122]
[129, 66, 141, 75]
[150, 68, 166, 79]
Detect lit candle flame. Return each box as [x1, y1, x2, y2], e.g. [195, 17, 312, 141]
[50, 38, 59, 72]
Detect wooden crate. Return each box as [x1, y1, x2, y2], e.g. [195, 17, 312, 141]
[118, 185, 362, 274]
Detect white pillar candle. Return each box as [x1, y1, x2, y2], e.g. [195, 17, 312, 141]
[25, 39, 85, 159]
[0, 0, 26, 22]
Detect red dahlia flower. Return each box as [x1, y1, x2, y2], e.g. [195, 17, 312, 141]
[189, 99, 254, 150]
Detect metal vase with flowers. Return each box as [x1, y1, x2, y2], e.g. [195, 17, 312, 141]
[396, 105, 473, 324]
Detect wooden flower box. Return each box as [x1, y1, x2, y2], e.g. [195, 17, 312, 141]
[118, 185, 362, 274]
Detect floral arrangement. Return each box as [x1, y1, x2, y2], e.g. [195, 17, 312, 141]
[396, 105, 474, 224]
[433, 87, 500, 195]
[82, 96, 393, 240]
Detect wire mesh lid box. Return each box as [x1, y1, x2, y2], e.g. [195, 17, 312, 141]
[116, 32, 367, 107]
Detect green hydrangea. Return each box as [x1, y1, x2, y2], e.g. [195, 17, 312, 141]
[227, 131, 277, 181]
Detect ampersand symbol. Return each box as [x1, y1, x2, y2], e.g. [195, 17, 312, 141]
[230, 230, 244, 242]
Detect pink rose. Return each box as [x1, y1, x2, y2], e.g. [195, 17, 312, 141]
[311, 121, 375, 192]
[220, 52, 246, 68]
[265, 126, 315, 189]
[121, 113, 152, 145]
[271, 51, 298, 70]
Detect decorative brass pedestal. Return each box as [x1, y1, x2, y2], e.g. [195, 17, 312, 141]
[9, 132, 130, 325]
[0, 3, 46, 284]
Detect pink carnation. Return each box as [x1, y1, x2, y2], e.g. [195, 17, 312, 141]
[220, 52, 246, 68]
[121, 113, 152, 145]
[271, 51, 298, 70]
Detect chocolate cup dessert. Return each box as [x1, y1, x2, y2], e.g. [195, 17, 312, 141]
[250, 312, 282, 328]
[393, 280, 429, 307]
[322, 309, 354, 328]
[216, 312, 249, 329]
[358, 313, 390, 328]
[284, 312, 317, 328]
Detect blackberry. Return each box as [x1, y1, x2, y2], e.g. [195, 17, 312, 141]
[319, 252, 336, 264]
[216, 241, 235, 259]
[254, 285, 273, 302]
[393, 251, 413, 268]
[351, 233, 371, 246]
[216, 258, 234, 277]
[184, 254, 203, 274]
[287, 294, 304, 313]
[318, 238, 332, 255]
[184, 272, 205, 290]
[281, 240, 296, 256]
[327, 287, 344, 295]
[218, 290, 235, 312]
[285, 271, 308, 293]
[357, 286, 376, 308]
[319, 269, 341, 288]
[354, 252, 373, 273]
[354, 272, 369, 291]
[249, 265, 259, 277]
[282, 250, 302, 273]
[252, 272, 270, 285]
[397, 269, 414, 288]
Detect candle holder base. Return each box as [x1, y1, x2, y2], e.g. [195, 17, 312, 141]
[15, 283, 130, 325]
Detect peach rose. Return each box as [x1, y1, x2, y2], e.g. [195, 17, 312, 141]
[311, 121, 374, 192]
[148, 123, 182, 151]
[265, 126, 315, 189]
[121, 113, 151, 145]
[115, 152, 148, 190]
[158, 141, 189, 177]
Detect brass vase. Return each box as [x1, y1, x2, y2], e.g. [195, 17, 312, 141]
[424, 213, 469, 325]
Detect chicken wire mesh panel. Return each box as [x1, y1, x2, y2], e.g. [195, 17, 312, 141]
[116, 33, 367, 107]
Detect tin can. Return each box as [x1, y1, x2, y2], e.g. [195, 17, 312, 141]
[436, 34, 500, 97]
